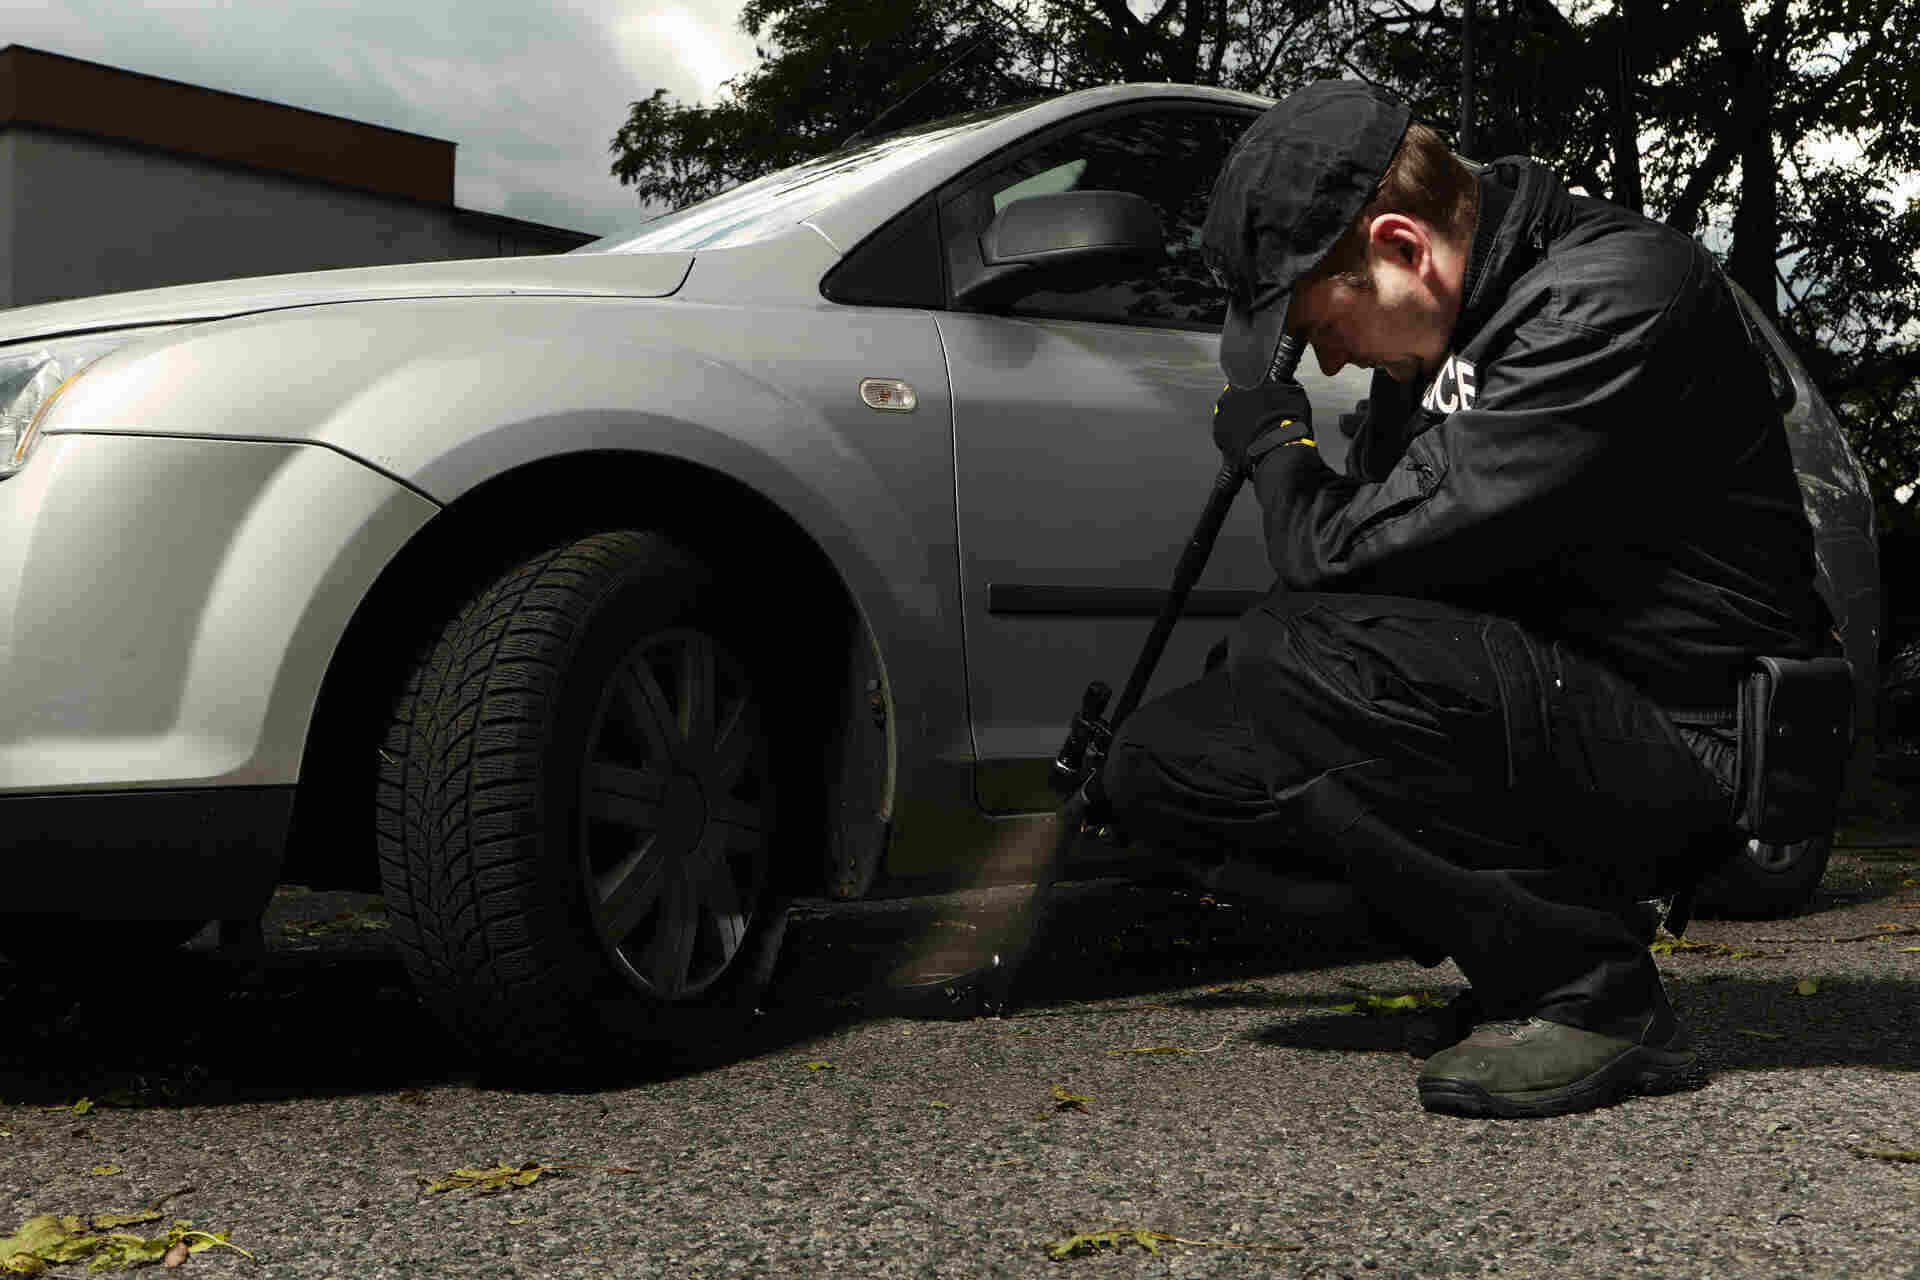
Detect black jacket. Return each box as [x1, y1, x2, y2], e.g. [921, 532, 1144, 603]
[1251, 158, 1823, 708]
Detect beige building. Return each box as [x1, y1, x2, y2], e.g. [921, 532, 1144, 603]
[0, 45, 594, 309]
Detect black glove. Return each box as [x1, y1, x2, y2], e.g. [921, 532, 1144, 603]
[1212, 380, 1313, 472]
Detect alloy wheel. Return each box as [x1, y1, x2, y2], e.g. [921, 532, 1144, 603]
[578, 626, 771, 1000]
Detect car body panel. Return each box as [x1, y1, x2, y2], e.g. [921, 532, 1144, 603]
[940, 309, 1369, 808]
[36, 229, 976, 819]
[0, 251, 695, 344]
[0, 433, 435, 791]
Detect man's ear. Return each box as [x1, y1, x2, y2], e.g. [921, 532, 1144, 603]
[1366, 213, 1431, 275]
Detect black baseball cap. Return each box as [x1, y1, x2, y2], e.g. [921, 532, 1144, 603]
[1202, 81, 1411, 388]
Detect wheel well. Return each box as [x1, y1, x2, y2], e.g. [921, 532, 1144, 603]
[281, 450, 865, 895]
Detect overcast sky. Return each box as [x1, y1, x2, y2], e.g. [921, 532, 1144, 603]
[8, 1, 763, 237]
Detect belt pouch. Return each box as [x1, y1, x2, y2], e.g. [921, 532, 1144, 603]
[1736, 655, 1853, 843]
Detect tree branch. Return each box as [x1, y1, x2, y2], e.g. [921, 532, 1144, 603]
[1823, 348, 1920, 399]
[1777, 21, 1896, 156]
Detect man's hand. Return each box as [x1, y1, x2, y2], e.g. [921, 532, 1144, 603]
[1212, 380, 1313, 472]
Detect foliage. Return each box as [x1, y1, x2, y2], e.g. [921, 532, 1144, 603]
[606, 0, 1920, 527]
[1043, 1221, 1304, 1259]
[0, 1212, 251, 1274]
[420, 1161, 561, 1195]
[1328, 991, 1447, 1014]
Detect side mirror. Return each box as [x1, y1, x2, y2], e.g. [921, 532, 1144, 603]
[954, 190, 1166, 308]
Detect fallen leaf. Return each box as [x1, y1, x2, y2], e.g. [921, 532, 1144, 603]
[281, 910, 390, 937]
[38, 1101, 92, 1116]
[0, 1212, 251, 1273]
[1899, 947, 1920, 952]
[1108, 1034, 1233, 1057]
[1329, 992, 1447, 1015]
[1650, 935, 1721, 955]
[422, 1161, 560, 1195]
[1049, 1085, 1092, 1113]
[801, 1061, 835, 1073]
[1735, 1029, 1784, 1039]
[1043, 1223, 1303, 1259]
[1847, 1146, 1920, 1164]
[86, 1165, 122, 1177]
[928, 1101, 951, 1110]
[1650, 936, 1774, 959]
[1792, 978, 1820, 996]
[1047, 1227, 1170, 1259]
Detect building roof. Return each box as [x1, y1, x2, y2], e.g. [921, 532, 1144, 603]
[0, 44, 456, 205]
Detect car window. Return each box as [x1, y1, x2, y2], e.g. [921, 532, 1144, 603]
[960, 110, 1252, 328]
[584, 101, 1036, 254]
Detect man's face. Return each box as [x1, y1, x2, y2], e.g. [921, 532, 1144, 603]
[1284, 214, 1462, 386]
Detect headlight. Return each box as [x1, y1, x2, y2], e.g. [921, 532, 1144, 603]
[0, 331, 148, 479]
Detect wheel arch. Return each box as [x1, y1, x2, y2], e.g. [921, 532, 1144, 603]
[282, 448, 894, 900]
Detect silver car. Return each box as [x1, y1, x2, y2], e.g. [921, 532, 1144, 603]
[0, 83, 1877, 1069]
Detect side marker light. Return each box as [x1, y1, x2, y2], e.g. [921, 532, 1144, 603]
[859, 378, 917, 412]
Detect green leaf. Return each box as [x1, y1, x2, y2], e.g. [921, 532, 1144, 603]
[1048, 1084, 1092, 1113]
[1330, 992, 1446, 1015]
[1793, 977, 1821, 996]
[0, 1218, 72, 1267]
[1043, 1222, 1306, 1259]
[1848, 1146, 1920, 1163]
[1046, 1227, 1171, 1259]
[0, 1210, 251, 1273]
[801, 1061, 835, 1072]
[282, 909, 390, 937]
[1108, 1033, 1232, 1056]
[84, 1168, 120, 1179]
[423, 1161, 560, 1195]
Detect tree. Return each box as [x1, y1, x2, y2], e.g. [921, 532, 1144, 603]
[608, 0, 1368, 209]
[608, 0, 1919, 541]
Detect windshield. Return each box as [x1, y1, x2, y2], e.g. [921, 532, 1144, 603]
[582, 101, 1038, 254]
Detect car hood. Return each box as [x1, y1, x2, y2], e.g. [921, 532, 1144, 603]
[0, 251, 695, 346]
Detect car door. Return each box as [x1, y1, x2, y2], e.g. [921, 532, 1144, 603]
[935, 102, 1369, 815]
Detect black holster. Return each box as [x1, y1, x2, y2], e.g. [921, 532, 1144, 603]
[1735, 655, 1853, 844]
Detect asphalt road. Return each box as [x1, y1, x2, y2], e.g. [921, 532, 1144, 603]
[3, 843, 1917, 1278]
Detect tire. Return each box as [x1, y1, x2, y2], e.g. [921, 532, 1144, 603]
[376, 531, 790, 1075]
[1689, 834, 1832, 919]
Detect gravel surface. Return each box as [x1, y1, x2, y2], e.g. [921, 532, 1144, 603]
[3, 845, 1916, 1278]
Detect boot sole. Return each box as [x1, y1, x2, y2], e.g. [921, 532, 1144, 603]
[1417, 1042, 1696, 1119]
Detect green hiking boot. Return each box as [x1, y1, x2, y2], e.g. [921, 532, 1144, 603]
[1417, 1006, 1695, 1118]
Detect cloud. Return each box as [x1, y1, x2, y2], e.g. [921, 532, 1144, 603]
[7, 0, 763, 236]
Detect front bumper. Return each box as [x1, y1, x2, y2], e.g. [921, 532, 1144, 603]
[0, 432, 438, 793]
[0, 785, 293, 920]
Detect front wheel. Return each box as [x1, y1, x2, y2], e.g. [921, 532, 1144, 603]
[376, 531, 790, 1074]
[1690, 834, 1832, 919]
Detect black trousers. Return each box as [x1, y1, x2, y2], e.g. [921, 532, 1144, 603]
[1102, 592, 1734, 1038]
